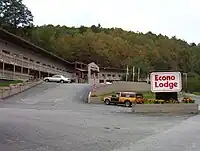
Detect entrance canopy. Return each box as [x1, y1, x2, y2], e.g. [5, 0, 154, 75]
[88, 62, 99, 72]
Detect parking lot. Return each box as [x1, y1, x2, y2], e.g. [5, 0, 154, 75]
[0, 83, 197, 151]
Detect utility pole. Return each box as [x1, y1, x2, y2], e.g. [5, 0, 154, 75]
[183, 73, 187, 93]
[132, 66, 135, 82]
[126, 65, 129, 81]
[137, 68, 140, 82]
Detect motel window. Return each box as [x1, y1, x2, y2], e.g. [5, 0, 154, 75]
[36, 61, 40, 64]
[2, 50, 10, 54]
[43, 63, 46, 66]
[99, 80, 104, 83]
[52, 66, 55, 68]
[112, 74, 115, 77]
[13, 53, 19, 57]
[102, 74, 105, 77]
[118, 75, 121, 77]
[23, 56, 28, 60]
[47, 65, 51, 67]
[30, 59, 34, 62]
[107, 74, 111, 76]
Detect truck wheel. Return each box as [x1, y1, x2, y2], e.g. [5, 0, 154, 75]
[125, 100, 131, 107]
[104, 99, 110, 105]
[60, 80, 64, 83]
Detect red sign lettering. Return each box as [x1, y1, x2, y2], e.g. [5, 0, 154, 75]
[155, 81, 178, 89]
[155, 75, 175, 81]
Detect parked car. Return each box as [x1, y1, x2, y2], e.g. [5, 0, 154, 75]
[43, 75, 71, 83]
[103, 91, 144, 107]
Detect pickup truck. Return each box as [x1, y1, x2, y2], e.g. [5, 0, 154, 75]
[103, 91, 144, 107]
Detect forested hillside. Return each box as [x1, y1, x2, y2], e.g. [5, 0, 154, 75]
[1, 0, 200, 92]
[15, 25, 200, 75]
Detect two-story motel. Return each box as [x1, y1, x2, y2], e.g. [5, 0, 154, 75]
[0, 28, 126, 84]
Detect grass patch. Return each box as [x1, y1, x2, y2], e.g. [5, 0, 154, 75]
[192, 92, 200, 95]
[142, 92, 155, 99]
[0, 80, 23, 87]
[92, 91, 155, 101]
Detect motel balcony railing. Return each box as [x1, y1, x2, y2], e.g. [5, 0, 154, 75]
[0, 69, 33, 80]
[0, 52, 66, 75]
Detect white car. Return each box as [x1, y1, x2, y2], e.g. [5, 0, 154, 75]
[44, 75, 71, 83]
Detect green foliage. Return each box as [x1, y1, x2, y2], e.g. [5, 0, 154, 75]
[26, 25, 200, 78]
[187, 76, 200, 93]
[0, 0, 33, 29]
[0, 80, 23, 87]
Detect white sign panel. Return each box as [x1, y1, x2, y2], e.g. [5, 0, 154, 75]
[150, 72, 182, 92]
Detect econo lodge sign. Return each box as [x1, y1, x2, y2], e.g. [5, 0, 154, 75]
[150, 72, 182, 92]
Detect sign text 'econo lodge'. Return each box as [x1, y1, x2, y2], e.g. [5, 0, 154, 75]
[150, 72, 182, 92]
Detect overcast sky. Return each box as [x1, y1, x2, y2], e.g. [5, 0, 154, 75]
[23, 0, 200, 44]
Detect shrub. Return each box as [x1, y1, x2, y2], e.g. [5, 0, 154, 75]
[181, 97, 195, 103]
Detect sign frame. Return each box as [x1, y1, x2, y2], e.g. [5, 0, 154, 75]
[150, 72, 182, 92]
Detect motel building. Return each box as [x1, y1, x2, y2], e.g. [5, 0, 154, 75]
[0, 28, 126, 84]
[0, 28, 75, 81]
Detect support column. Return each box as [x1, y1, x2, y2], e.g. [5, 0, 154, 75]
[28, 68, 30, 80]
[13, 65, 16, 79]
[88, 66, 91, 84]
[2, 62, 4, 78]
[21, 55, 23, 74]
[39, 71, 41, 79]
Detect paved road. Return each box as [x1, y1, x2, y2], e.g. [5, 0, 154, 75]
[0, 83, 197, 151]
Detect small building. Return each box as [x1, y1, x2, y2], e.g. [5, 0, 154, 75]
[99, 67, 126, 83]
[74, 61, 99, 84]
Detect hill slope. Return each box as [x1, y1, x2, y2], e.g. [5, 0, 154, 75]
[5, 24, 200, 77]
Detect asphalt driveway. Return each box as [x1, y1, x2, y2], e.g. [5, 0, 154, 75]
[0, 83, 196, 151]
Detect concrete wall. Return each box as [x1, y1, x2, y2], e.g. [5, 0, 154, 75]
[94, 81, 151, 95]
[132, 104, 199, 114]
[0, 80, 43, 99]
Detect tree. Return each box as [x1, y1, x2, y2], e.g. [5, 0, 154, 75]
[0, 0, 33, 28]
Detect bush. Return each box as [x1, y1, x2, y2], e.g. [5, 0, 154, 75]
[181, 97, 195, 103]
[144, 99, 180, 104]
[187, 76, 200, 93]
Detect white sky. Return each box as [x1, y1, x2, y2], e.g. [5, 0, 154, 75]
[23, 0, 200, 44]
